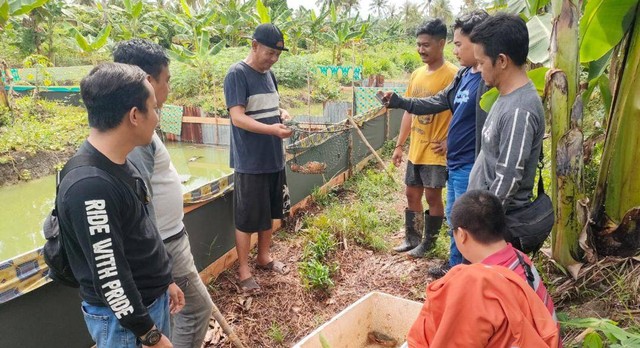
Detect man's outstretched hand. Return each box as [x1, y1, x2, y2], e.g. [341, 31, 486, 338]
[380, 91, 405, 109]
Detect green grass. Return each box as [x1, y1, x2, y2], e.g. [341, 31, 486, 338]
[267, 322, 287, 345]
[298, 164, 402, 293]
[0, 97, 87, 163]
[15, 66, 93, 85]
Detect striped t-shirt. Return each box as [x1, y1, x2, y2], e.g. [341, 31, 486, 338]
[224, 61, 284, 174]
[468, 81, 545, 210]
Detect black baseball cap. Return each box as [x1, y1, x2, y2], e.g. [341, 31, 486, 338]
[252, 23, 288, 51]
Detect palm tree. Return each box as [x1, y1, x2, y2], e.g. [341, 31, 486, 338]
[428, 0, 453, 25]
[369, 0, 388, 18]
[459, 0, 478, 13]
[401, 0, 420, 20]
[387, 3, 398, 18]
[315, 0, 335, 10]
[420, 0, 432, 16]
[341, 0, 360, 14]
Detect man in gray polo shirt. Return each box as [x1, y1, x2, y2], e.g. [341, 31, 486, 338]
[115, 39, 215, 348]
[224, 24, 293, 294]
[468, 14, 545, 212]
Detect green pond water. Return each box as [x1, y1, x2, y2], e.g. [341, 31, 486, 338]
[0, 143, 231, 262]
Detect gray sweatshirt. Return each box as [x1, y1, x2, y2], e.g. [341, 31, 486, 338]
[468, 81, 544, 210]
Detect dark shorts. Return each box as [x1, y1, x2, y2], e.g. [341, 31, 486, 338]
[405, 161, 447, 188]
[234, 170, 291, 233]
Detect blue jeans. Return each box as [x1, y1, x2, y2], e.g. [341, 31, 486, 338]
[81, 291, 171, 348]
[446, 163, 473, 267]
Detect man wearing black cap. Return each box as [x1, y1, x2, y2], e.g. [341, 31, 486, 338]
[223, 23, 292, 294]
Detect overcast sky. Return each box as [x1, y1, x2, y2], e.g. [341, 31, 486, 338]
[286, 0, 466, 17]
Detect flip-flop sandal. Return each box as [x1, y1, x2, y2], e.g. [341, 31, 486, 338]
[256, 260, 290, 275]
[238, 276, 261, 294]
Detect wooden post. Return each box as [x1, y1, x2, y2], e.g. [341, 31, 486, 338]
[0, 61, 12, 112]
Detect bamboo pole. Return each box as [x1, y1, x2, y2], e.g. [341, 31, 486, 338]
[0, 61, 12, 112]
[211, 302, 246, 348]
[307, 68, 311, 117]
[347, 113, 398, 184]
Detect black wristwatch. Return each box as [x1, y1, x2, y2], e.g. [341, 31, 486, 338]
[139, 328, 162, 346]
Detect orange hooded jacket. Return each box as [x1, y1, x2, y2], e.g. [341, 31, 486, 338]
[407, 264, 560, 348]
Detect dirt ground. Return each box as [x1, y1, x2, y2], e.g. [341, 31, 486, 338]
[203, 164, 443, 347]
[200, 159, 637, 347]
[0, 147, 74, 187]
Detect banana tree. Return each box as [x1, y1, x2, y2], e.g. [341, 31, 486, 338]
[285, 9, 309, 55]
[543, 0, 640, 265]
[304, 7, 329, 52]
[71, 24, 112, 64]
[548, 0, 583, 272]
[108, 0, 164, 40]
[169, 29, 226, 109]
[0, 0, 49, 28]
[210, 0, 256, 47]
[0, 0, 50, 109]
[319, 4, 369, 64]
[588, 1, 640, 257]
[166, 0, 218, 49]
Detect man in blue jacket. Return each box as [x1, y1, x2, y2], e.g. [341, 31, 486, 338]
[384, 10, 489, 277]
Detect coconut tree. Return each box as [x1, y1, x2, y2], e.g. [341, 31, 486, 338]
[460, 0, 478, 12]
[341, 0, 360, 14]
[369, 0, 388, 18]
[426, 0, 454, 25]
[319, 3, 369, 64]
[400, 0, 422, 35]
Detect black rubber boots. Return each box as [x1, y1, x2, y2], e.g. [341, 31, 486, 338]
[394, 209, 423, 252]
[407, 211, 443, 258]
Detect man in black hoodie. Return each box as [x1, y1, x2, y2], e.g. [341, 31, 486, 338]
[57, 63, 184, 348]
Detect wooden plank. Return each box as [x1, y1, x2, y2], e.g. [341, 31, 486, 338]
[198, 230, 257, 284]
[183, 201, 208, 214]
[182, 116, 231, 125]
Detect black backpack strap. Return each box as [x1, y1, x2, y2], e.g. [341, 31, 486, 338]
[59, 155, 139, 192]
[537, 145, 545, 196]
[514, 250, 536, 289]
[55, 155, 146, 214]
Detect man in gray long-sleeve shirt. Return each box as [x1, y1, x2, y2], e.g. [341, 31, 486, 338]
[468, 14, 545, 211]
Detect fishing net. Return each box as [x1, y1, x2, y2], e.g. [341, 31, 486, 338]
[285, 120, 352, 175]
[284, 106, 385, 175]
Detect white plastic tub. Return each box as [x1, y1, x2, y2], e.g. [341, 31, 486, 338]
[293, 291, 422, 348]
